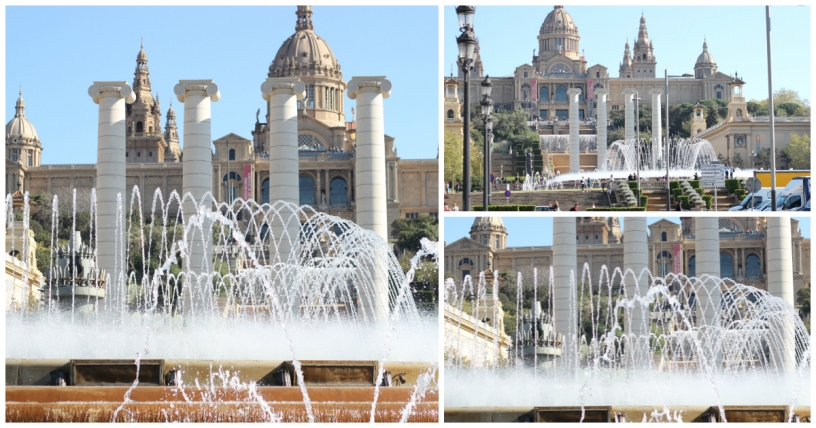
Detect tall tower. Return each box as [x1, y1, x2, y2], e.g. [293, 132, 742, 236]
[618, 40, 633, 78]
[164, 102, 181, 162]
[444, 75, 464, 135]
[125, 42, 166, 163]
[631, 13, 657, 78]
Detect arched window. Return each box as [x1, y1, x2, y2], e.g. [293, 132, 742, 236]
[136, 121, 144, 133]
[330, 177, 347, 205]
[229, 148, 236, 160]
[539, 86, 549, 101]
[223, 172, 242, 201]
[458, 257, 474, 281]
[447, 109, 454, 119]
[720, 253, 734, 278]
[661, 231, 667, 242]
[746, 254, 761, 279]
[688, 255, 696, 278]
[556, 85, 567, 102]
[261, 178, 270, 204]
[260, 224, 269, 242]
[523, 71, 528, 78]
[299, 175, 316, 206]
[549, 63, 571, 74]
[657, 250, 672, 276]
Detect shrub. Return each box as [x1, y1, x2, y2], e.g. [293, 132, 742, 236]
[628, 181, 639, 191]
[472, 205, 537, 211]
[671, 188, 684, 198]
[640, 195, 648, 206]
[678, 195, 690, 210]
[734, 189, 746, 200]
[702, 195, 713, 209]
[689, 180, 701, 189]
[669, 181, 680, 190]
[725, 178, 741, 194]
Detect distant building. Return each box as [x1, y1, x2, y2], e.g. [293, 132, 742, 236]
[6, 6, 438, 236]
[445, 216, 811, 296]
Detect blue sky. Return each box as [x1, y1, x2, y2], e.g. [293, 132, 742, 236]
[5, 6, 438, 165]
[444, 6, 810, 103]
[443, 216, 810, 246]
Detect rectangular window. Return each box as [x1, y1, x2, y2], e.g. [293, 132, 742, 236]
[149, 151, 153, 157]
[612, 105, 620, 110]
[308, 85, 315, 108]
[596, 71, 600, 78]
[126, 152, 129, 157]
[137, 152, 141, 157]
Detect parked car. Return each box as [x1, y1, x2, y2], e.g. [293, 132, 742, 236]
[535, 206, 553, 211]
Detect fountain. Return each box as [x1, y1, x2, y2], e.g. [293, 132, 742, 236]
[538, 135, 597, 154]
[444, 217, 810, 422]
[5, 72, 437, 422]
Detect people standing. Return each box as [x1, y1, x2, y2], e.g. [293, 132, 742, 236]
[570, 203, 579, 211]
[453, 203, 459, 212]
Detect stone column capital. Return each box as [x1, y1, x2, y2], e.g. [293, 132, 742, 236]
[261, 77, 306, 101]
[594, 88, 609, 97]
[88, 81, 135, 104]
[348, 76, 391, 100]
[566, 87, 581, 96]
[649, 88, 664, 96]
[174, 80, 220, 103]
[622, 88, 637, 97]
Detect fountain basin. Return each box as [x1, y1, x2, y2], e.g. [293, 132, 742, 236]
[6, 386, 439, 422]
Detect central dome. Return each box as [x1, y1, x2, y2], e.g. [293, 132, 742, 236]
[695, 40, 716, 67]
[540, 5, 579, 36]
[268, 6, 342, 79]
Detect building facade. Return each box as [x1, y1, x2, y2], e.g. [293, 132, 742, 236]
[445, 217, 811, 296]
[456, 6, 735, 122]
[5, 6, 438, 237]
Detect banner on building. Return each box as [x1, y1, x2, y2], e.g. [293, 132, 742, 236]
[587, 79, 593, 99]
[243, 164, 252, 201]
[531, 79, 537, 101]
[673, 244, 682, 274]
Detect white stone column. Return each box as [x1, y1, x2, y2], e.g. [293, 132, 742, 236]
[174, 80, 220, 316]
[766, 217, 796, 372]
[623, 217, 649, 369]
[694, 217, 722, 367]
[261, 77, 305, 318]
[348, 76, 392, 322]
[567, 88, 581, 173]
[553, 217, 577, 371]
[595, 89, 608, 170]
[88, 82, 135, 313]
[650, 89, 663, 169]
[622, 88, 636, 144]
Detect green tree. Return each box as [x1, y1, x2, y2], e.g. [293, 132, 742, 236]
[444, 130, 483, 184]
[391, 216, 439, 253]
[796, 286, 810, 330]
[705, 105, 719, 128]
[783, 133, 810, 170]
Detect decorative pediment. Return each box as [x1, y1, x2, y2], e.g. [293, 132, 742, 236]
[446, 237, 490, 251]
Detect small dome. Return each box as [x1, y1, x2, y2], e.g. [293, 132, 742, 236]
[696, 40, 716, 67]
[540, 6, 579, 36]
[6, 90, 39, 143]
[269, 6, 341, 78]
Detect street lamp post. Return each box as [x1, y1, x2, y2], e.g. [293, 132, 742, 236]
[766, 6, 777, 211]
[456, 5, 477, 211]
[664, 70, 686, 211]
[481, 75, 493, 211]
[635, 93, 642, 207]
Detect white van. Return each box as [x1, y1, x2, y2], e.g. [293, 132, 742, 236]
[729, 189, 771, 211]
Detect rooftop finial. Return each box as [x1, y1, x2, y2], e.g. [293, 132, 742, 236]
[295, 6, 313, 31]
[141, 38, 143, 49]
[19, 84, 22, 97]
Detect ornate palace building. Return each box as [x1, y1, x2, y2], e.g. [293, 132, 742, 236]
[445, 217, 811, 296]
[5, 6, 438, 236]
[456, 6, 735, 121]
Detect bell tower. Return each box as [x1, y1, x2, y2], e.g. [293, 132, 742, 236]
[125, 41, 167, 163]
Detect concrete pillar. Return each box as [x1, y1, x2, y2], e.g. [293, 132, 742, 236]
[766, 217, 796, 372]
[623, 217, 649, 369]
[261, 77, 305, 317]
[88, 82, 135, 312]
[174, 80, 220, 316]
[567, 88, 581, 173]
[348, 76, 392, 321]
[694, 217, 722, 367]
[552, 217, 577, 370]
[622, 88, 636, 143]
[649, 89, 663, 169]
[595, 89, 608, 170]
